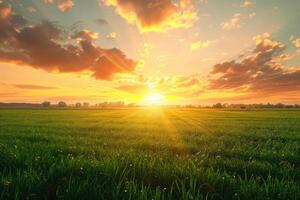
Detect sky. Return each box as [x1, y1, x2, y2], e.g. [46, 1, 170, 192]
[0, 0, 300, 105]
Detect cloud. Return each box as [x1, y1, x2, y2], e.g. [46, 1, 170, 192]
[91, 48, 136, 80]
[208, 33, 300, 95]
[0, 5, 137, 80]
[292, 38, 300, 48]
[175, 76, 200, 88]
[106, 32, 117, 40]
[159, 76, 204, 98]
[43, 0, 54, 4]
[190, 40, 218, 51]
[102, 0, 198, 32]
[95, 18, 108, 25]
[241, 1, 253, 8]
[116, 83, 147, 93]
[13, 84, 57, 90]
[57, 0, 74, 12]
[74, 29, 99, 41]
[42, 0, 74, 12]
[249, 12, 256, 18]
[0, 4, 11, 19]
[221, 13, 241, 30]
[0, 92, 19, 98]
[116, 75, 204, 99]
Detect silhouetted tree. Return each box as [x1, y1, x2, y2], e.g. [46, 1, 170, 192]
[275, 103, 284, 108]
[42, 101, 51, 107]
[58, 101, 67, 107]
[75, 103, 81, 108]
[213, 103, 223, 108]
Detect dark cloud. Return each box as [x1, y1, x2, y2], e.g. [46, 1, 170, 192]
[0, 5, 137, 80]
[91, 48, 136, 80]
[103, 0, 197, 32]
[209, 33, 300, 94]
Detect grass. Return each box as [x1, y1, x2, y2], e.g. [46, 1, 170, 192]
[0, 108, 299, 199]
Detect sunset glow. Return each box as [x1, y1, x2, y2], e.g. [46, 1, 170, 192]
[0, 0, 299, 105]
[144, 92, 165, 105]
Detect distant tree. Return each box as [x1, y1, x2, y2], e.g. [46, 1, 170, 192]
[275, 103, 284, 108]
[213, 103, 223, 109]
[83, 102, 89, 107]
[127, 103, 136, 107]
[265, 103, 272, 108]
[75, 103, 81, 108]
[58, 101, 67, 107]
[116, 101, 124, 107]
[42, 101, 51, 107]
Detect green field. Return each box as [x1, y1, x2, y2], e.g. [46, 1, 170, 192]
[0, 108, 299, 199]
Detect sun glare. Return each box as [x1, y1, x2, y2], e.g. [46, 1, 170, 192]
[144, 92, 165, 105]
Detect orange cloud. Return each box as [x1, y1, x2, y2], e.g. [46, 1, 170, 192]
[74, 29, 99, 41]
[58, 0, 74, 12]
[0, 4, 11, 19]
[13, 84, 57, 90]
[102, 0, 198, 32]
[0, 6, 136, 80]
[209, 33, 300, 95]
[115, 75, 204, 100]
[116, 83, 148, 93]
[44, 0, 54, 4]
[292, 38, 300, 48]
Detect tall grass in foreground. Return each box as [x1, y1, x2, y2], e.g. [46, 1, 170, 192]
[0, 108, 299, 199]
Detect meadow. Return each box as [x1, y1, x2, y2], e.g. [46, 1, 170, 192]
[0, 108, 299, 199]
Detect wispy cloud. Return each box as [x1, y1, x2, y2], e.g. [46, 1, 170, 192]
[241, 1, 253, 8]
[13, 84, 57, 90]
[221, 13, 241, 30]
[190, 40, 218, 51]
[95, 18, 108, 25]
[249, 12, 256, 18]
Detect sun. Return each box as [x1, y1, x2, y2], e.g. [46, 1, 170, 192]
[144, 92, 165, 105]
